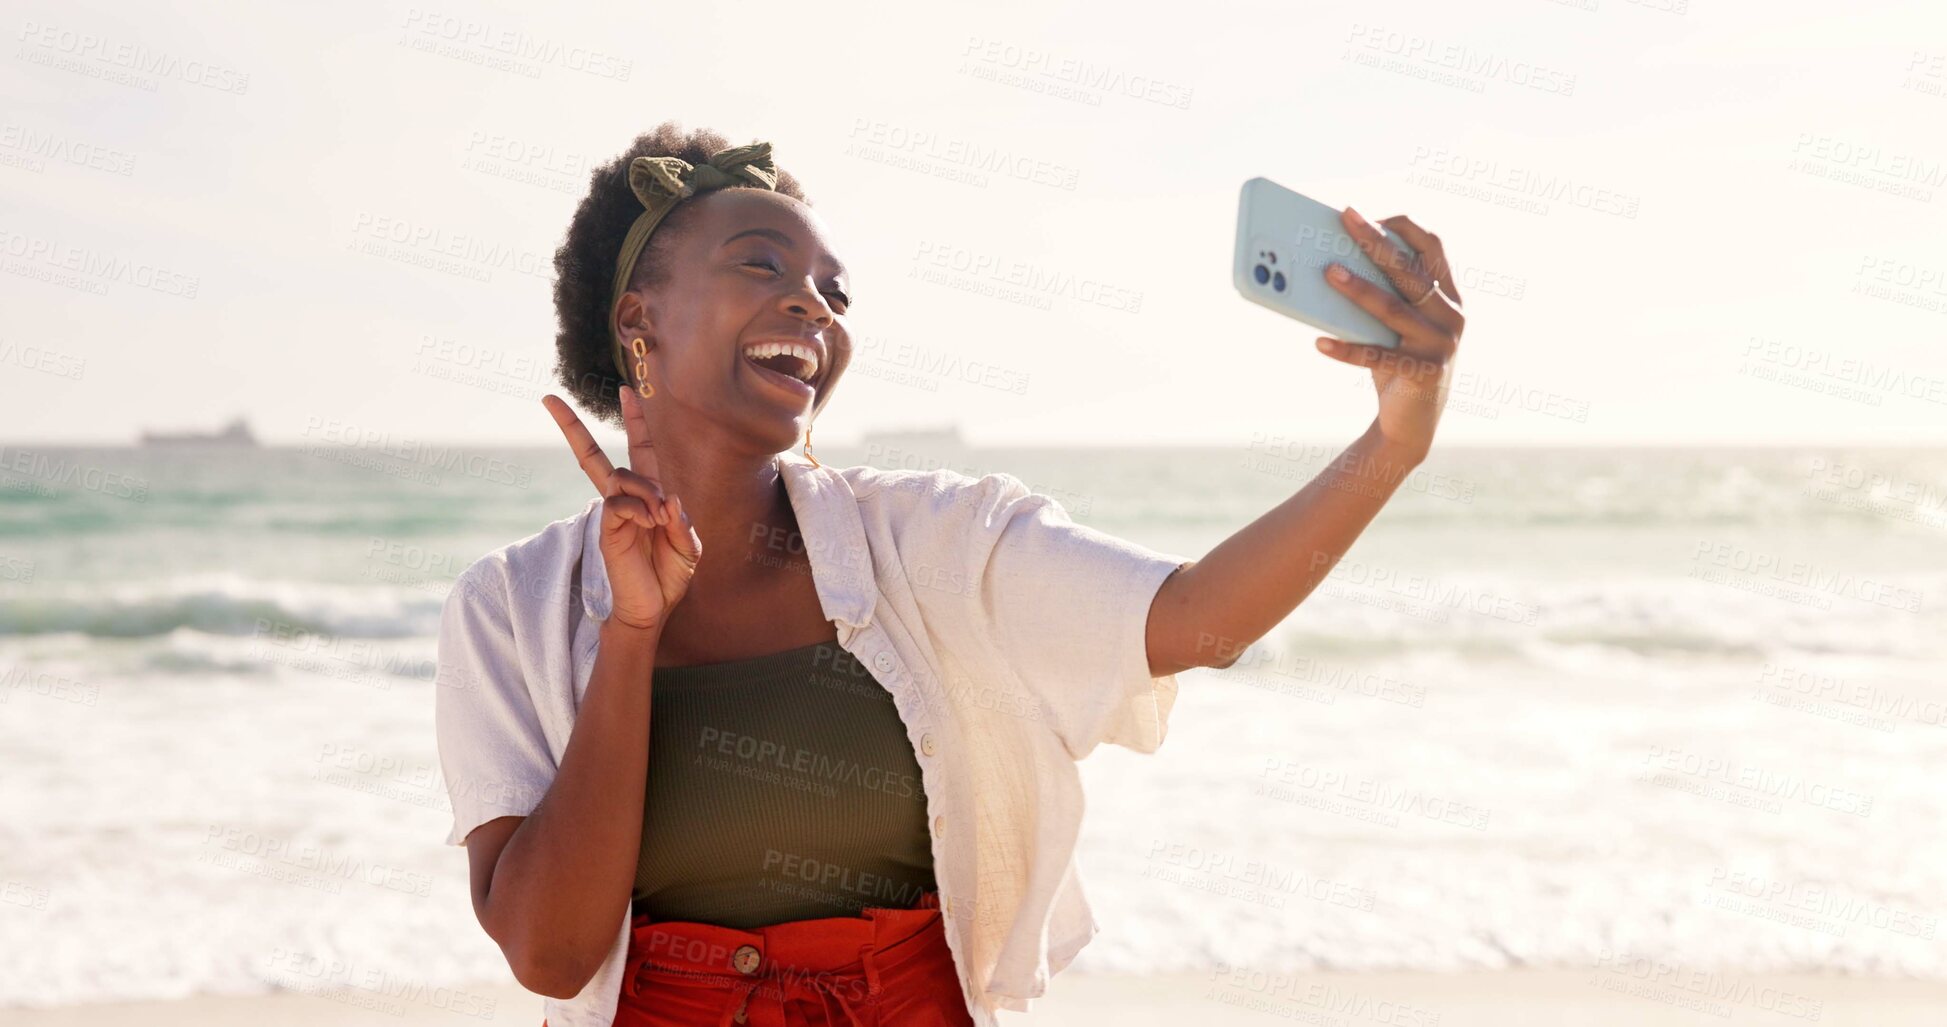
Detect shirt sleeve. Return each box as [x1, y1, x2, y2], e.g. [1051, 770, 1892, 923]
[964, 472, 1193, 761]
[432, 560, 557, 847]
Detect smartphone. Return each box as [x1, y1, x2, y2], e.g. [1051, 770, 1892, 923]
[1233, 177, 1411, 349]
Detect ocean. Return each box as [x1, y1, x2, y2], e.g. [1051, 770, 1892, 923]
[1, 443, 1943, 1005]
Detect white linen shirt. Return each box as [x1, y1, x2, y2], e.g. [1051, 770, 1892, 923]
[433, 453, 1193, 1027]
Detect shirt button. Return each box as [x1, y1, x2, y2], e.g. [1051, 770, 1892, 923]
[873, 650, 896, 674]
[933, 814, 946, 839]
[732, 944, 762, 975]
[920, 732, 936, 757]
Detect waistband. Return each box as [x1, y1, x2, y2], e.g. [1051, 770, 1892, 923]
[623, 890, 946, 1026]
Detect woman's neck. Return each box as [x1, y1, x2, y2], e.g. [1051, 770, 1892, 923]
[649, 445, 802, 600]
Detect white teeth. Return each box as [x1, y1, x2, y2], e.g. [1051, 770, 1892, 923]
[742, 341, 820, 382]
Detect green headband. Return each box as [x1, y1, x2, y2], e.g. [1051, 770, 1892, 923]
[609, 140, 781, 387]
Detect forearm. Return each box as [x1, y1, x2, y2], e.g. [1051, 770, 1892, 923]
[483, 621, 657, 993]
[1157, 418, 1426, 671]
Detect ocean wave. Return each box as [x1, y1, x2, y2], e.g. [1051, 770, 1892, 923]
[1252, 572, 1945, 664]
[0, 576, 448, 639]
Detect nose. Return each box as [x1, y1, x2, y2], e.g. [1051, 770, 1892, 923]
[780, 277, 837, 325]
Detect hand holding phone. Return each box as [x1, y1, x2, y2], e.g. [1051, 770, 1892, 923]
[1232, 177, 1415, 349]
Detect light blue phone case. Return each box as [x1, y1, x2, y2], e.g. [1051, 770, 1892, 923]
[1233, 176, 1411, 349]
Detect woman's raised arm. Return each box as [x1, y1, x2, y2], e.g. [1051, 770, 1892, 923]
[1146, 210, 1465, 675]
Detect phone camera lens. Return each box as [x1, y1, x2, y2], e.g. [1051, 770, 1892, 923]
[1253, 264, 1270, 285]
[1272, 270, 1286, 292]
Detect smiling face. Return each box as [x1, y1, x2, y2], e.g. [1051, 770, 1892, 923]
[611, 187, 854, 456]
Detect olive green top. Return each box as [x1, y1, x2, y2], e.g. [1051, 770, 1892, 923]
[631, 639, 938, 928]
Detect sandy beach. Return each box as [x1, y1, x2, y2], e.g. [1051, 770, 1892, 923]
[6, 971, 1945, 1026]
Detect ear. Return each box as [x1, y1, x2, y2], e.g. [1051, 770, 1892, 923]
[611, 288, 656, 352]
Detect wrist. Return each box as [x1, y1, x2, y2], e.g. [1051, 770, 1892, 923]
[1363, 418, 1430, 471]
[599, 618, 662, 653]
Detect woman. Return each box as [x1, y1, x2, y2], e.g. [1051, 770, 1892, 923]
[433, 122, 1464, 1027]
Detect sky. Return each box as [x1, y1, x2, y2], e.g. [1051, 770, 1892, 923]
[2, 0, 1944, 447]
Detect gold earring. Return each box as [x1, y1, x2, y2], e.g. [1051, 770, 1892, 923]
[631, 337, 653, 398]
[802, 422, 820, 468]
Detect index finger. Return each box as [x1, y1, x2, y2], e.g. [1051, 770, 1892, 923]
[617, 384, 661, 484]
[541, 393, 616, 493]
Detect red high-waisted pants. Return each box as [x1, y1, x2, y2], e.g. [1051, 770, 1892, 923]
[548, 890, 978, 1027]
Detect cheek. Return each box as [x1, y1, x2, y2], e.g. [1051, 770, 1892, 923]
[814, 342, 848, 404]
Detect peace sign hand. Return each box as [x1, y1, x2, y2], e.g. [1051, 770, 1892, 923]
[541, 386, 702, 634]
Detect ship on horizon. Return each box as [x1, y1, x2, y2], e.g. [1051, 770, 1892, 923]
[857, 423, 966, 449]
[139, 417, 259, 447]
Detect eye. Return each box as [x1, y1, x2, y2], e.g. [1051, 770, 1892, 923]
[744, 258, 849, 311]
